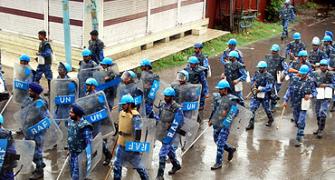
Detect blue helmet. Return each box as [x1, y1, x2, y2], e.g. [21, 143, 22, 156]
[298, 50, 308, 57]
[0, 114, 3, 124]
[293, 32, 301, 40]
[82, 49, 92, 57]
[271, 44, 281, 51]
[188, 56, 200, 64]
[85, 78, 98, 86]
[19, 54, 30, 62]
[227, 39, 237, 45]
[299, 65, 309, 75]
[194, 43, 203, 49]
[325, 31, 333, 39]
[128, 70, 137, 79]
[177, 70, 189, 81]
[163, 87, 176, 97]
[257, 61, 268, 68]
[323, 35, 332, 42]
[101, 57, 113, 65]
[119, 94, 134, 105]
[140, 58, 152, 67]
[320, 59, 329, 66]
[63, 63, 72, 72]
[228, 50, 239, 58]
[215, 80, 230, 89]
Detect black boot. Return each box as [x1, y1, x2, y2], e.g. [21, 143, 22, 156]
[330, 102, 335, 112]
[156, 168, 165, 180]
[29, 169, 43, 180]
[227, 147, 236, 161]
[168, 164, 181, 175]
[265, 115, 274, 127]
[314, 117, 321, 135]
[317, 118, 326, 139]
[168, 159, 181, 175]
[246, 118, 254, 131]
[44, 80, 51, 96]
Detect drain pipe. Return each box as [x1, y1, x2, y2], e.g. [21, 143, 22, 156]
[62, 0, 72, 68]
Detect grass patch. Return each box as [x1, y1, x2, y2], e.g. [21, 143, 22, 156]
[151, 21, 282, 71]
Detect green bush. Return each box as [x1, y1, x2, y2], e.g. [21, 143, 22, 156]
[265, 0, 285, 22]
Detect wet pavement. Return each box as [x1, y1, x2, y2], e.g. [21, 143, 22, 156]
[1, 11, 335, 180]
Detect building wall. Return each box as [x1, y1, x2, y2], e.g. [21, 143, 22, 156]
[0, 0, 84, 47]
[103, 0, 206, 47]
[0, 0, 205, 48]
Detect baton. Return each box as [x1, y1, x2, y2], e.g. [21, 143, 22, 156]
[56, 155, 69, 180]
[181, 125, 210, 157]
[276, 106, 286, 130]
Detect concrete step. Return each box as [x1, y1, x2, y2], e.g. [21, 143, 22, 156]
[0, 30, 82, 68]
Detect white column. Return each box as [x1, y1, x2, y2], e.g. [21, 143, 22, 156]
[203, 0, 207, 19]
[177, 0, 182, 26]
[43, 0, 49, 37]
[146, 0, 152, 34]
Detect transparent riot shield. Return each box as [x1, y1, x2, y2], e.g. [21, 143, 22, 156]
[13, 98, 63, 150]
[138, 118, 156, 169]
[231, 105, 252, 136]
[175, 83, 202, 151]
[78, 67, 100, 98]
[140, 71, 160, 106]
[12, 63, 33, 104]
[75, 91, 116, 136]
[14, 140, 35, 174]
[93, 69, 121, 109]
[78, 133, 103, 179]
[50, 79, 78, 121]
[116, 80, 146, 116]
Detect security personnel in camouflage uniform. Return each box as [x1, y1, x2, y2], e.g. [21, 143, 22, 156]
[283, 65, 317, 147]
[85, 78, 98, 96]
[140, 58, 160, 118]
[309, 37, 327, 68]
[156, 88, 184, 180]
[184, 56, 209, 110]
[0, 114, 19, 180]
[288, 50, 312, 78]
[193, 43, 210, 77]
[79, 49, 98, 70]
[221, 51, 247, 106]
[34, 30, 53, 95]
[312, 59, 335, 139]
[322, 35, 335, 58]
[88, 30, 105, 64]
[113, 95, 149, 180]
[67, 104, 93, 180]
[208, 80, 238, 170]
[265, 44, 288, 110]
[100, 57, 120, 109]
[22, 82, 48, 179]
[286, 32, 306, 61]
[279, 0, 295, 39]
[220, 39, 244, 64]
[246, 61, 275, 130]
[57, 62, 72, 79]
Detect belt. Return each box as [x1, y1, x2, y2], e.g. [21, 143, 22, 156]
[119, 131, 131, 136]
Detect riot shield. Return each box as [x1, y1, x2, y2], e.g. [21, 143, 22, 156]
[78, 133, 103, 179]
[116, 80, 146, 116]
[78, 67, 100, 97]
[140, 118, 156, 169]
[140, 71, 160, 105]
[13, 63, 33, 104]
[50, 79, 78, 121]
[175, 83, 202, 151]
[230, 105, 252, 136]
[93, 69, 121, 108]
[14, 140, 36, 174]
[13, 98, 63, 150]
[75, 91, 115, 136]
